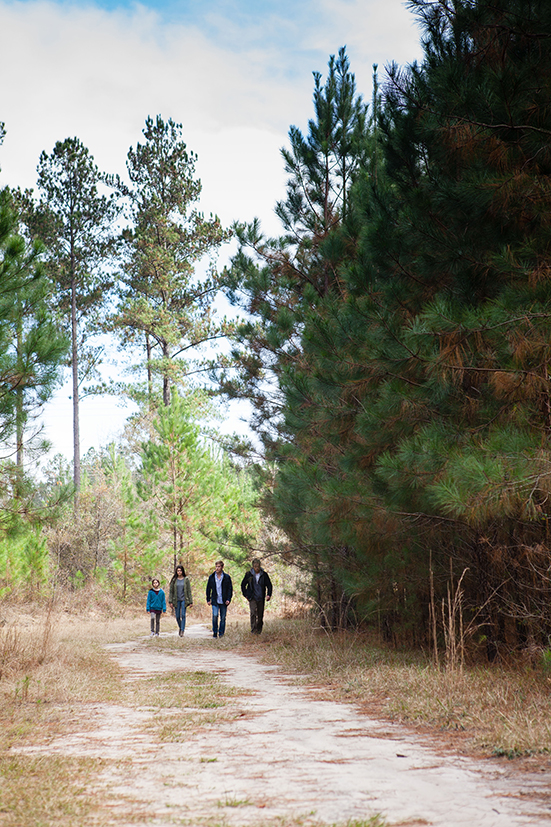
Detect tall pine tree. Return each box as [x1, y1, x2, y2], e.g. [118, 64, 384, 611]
[112, 116, 231, 407]
[33, 138, 120, 494]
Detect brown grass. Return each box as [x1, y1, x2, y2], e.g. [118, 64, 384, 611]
[0, 607, 256, 826]
[0, 754, 106, 826]
[0, 610, 146, 826]
[7, 602, 549, 823]
[235, 618, 551, 758]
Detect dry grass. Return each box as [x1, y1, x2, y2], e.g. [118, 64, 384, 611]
[123, 668, 249, 742]
[0, 754, 105, 826]
[237, 618, 551, 758]
[7, 602, 548, 824]
[175, 818, 386, 827]
[0, 610, 149, 825]
[124, 668, 246, 708]
[0, 607, 256, 826]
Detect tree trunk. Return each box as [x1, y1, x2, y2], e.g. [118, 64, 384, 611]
[162, 341, 170, 407]
[146, 333, 153, 407]
[15, 316, 24, 496]
[71, 275, 81, 496]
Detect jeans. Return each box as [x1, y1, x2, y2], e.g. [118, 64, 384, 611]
[175, 600, 187, 633]
[211, 602, 227, 637]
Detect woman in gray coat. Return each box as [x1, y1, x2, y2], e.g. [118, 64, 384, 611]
[168, 565, 193, 637]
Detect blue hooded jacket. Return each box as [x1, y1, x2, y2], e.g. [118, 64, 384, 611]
[146, 588, 167, 612]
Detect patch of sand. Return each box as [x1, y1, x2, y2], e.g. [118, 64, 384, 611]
[14, 623, 551, 826]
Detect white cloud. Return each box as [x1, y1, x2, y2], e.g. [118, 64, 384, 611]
[0, 1, 305, 186]
[0, 0, 422, 460]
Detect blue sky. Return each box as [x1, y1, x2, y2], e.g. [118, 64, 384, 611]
[0, 0, 423, 461]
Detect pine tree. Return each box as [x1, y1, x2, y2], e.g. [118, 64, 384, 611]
[0, 189, 67, 482]
[139, 390, 259, 572]
[112, 116, 231, 407]
[221, 48, 368, 441]
[32, 137, 120, 494]
[305, 0, 551, 648]
[218, 49, 371, 624]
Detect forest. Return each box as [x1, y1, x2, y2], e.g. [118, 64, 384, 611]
[1, 0, 550, 663]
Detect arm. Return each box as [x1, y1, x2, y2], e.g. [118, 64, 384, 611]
[265, 573, 273, 601]
[185, 577, 193, 607]
[225, 574, 233, 605]
[206, 575, 212, 605]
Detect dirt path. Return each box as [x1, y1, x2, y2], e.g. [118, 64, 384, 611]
[14, 624, 551, 826]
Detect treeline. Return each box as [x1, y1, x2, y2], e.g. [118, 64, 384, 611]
[2, 0, 551, 660]
[0, 117, 260, 598]
[218, 0, 551, 658]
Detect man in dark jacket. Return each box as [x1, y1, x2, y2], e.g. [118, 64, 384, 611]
[206, 560, 233, 638]
[241, 558, 273, 634]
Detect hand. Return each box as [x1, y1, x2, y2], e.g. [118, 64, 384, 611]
[207, 601, 211, 605]
[225, 601, 230, 605]
[266, 595, 271, 601]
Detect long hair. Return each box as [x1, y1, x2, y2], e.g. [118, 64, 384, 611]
[170, 564, 186, 582]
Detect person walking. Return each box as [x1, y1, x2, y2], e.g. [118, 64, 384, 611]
[168, 564, 193, 637]
[146, 577, 167, 637]
[206, 560, 233, 638]
[241, 558, 272, 634]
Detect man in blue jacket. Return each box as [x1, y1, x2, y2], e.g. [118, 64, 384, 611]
[241, 558, 273, 634]
[206, 560, 233, 638]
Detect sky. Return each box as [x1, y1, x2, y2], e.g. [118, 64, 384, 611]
[0, 0, 423, 466]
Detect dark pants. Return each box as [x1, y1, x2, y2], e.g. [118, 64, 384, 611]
[150, 612, 161, 634]
[212, 603, 227, 637]
[249, 598, 265, 633]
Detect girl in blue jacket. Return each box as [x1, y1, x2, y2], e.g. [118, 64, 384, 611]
[146, 577, 167, 636]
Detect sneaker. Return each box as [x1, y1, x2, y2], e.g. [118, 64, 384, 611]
[179, 630, 184, 637]
[150, 632, 155, 637]
[213, 633, 217, 638]
[155, 633, 159, 637]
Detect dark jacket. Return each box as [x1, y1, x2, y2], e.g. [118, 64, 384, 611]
[241, 568, 273, 601]
[206, 571, 233, 604]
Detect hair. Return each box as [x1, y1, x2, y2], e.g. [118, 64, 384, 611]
[252, 558, 261, 566]
[215, 560, 224, 568]
[151, 577, 160, 586]
[171, 564, 186, 581]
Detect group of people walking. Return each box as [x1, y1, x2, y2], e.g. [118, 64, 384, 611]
[146, 558, 273, 639]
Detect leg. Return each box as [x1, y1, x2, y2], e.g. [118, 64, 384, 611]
[155, 612, 161, 635]
[176, 601, 185, 634]
[249, 598, 258, 633]
[150, 613, 155, 635]
[256, 599, 265, 633]
[218, 603, 227, 637]
[180, 601, 187, 635]
[211, 603, 219, 637]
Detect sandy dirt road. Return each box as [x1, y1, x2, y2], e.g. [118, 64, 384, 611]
[14, 623, 551, 826]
